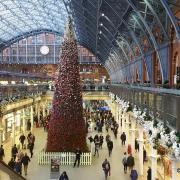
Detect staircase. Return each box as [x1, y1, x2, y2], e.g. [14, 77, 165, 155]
[0, 160, 26, 180]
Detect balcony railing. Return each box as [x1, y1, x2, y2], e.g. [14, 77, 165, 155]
[0, 84, 49, 104]
[112, 83, 180, 96]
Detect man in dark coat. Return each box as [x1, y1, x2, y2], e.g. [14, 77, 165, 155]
[102, 158, 111, 178]
[120, 132, 126, 146]
[21, 153, 30, 175]
[73, 148, 82, 167]
[28, 142, 34, 158]
[19, 134, 26, 149]
[143, 148, 147, 163]
[127, 154, 135, 171]
[107, 140, 113, 157]
[0, 145, 5, 161]
[147, 167, 151, 180]
[135, 138, 139, 152]
[11, 144, 18, 161]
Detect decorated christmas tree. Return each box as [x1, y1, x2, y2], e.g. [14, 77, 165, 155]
[46, 18, 87, 152]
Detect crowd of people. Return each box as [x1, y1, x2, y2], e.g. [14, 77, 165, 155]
[84, 100, 150, 180]
[0, 129, 36, 176]
[0, 100, 152, 180]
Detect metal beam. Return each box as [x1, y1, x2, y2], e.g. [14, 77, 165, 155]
[160, 0, 180, 40]
[127, 0, 165, 81]
[143, 0, 168, 40]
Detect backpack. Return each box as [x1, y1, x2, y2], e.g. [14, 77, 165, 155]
[105, 163, 110, 170]
[122, 157, 127, 165]
[131, 170, 138, 178]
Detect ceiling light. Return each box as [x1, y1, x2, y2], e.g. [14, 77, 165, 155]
[100, 23, 103, 26]
[99, 31, 102, 34]
[101, 13, 105, 16]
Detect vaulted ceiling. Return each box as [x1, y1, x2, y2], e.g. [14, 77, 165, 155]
[0, 0, 179, 72]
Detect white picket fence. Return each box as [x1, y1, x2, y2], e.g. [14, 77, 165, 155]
[38, 150, 92, 166]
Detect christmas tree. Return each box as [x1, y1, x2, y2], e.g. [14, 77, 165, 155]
[46, 18, 87, 152]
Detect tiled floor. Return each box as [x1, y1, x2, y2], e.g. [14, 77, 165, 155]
[1, 95, 180, 180]
[1, 121, 153, 180]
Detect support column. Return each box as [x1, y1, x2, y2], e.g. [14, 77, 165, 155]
[0, 116, 3, 145]
[46, 101, 50, 115]
[137, 129, 144, 175]
[37, 104, 40, 122]
[141, 92, 144, 111]
[42, 104, 46, 118]
[129, 123, 136, 155]
[124, 118, 130, 143]
[176, 97, 180, 131]
[151, 148, 158, 180]
[153, 94, 157, 121]
[0, 127, 3, 146]
[22, 108, 26, 134]
[30, 106, 34, 133]
[12, 112, 16, 145]
[146, 93, 150, 115]
[171, 158, 178, 180]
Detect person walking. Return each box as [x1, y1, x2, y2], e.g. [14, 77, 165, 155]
[8, 158, 15, 169]
[28, 142, 34, 158]
[107, 139, 113, 157]
[147, 167, 152, 180]
[0, 145, 5, 161]
[120, 132, 126, 146]
[122, 152, 128, 174]
[14, 159, 22, 175]
[143, 148, 147, 163]
[11, 144, 18, 161]
[130, 167, 138, 180]
[59, 171, 69, 180]
[27, 119, 31, 131]
[127, 154, 135, 172]
[105, 134, 110, 144]
[135, 138, 139, 152]
[99, 135, 104, 149]
[102, 158, 110, 180]
[105, 123, 109, 133]
[21, 153, 30, 176]
[19, 134, 26, 149]
[94, 139, 100, 157]
[127, 144, 132, 155]
[73, 148, 82, 167]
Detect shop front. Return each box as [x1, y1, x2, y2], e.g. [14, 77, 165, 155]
[2, 111, 22, 142]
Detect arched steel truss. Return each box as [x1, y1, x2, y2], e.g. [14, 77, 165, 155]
[0, 0, 179, 78]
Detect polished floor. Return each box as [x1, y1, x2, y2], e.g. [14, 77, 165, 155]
[1, 120, 155, 180]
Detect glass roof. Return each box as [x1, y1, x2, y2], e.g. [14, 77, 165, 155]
[0, 0, 67, 44]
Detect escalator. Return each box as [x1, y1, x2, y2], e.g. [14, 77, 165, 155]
[0, 160, 26, 180]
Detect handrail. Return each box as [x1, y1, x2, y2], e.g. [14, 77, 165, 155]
[0, 160, 26, 180]
[111, 84, 180, 96]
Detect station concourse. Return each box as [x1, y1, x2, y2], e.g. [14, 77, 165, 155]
[0, 1, 180, 180]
